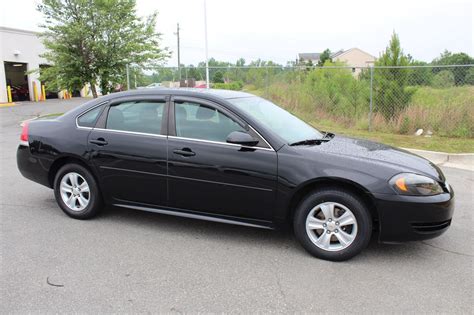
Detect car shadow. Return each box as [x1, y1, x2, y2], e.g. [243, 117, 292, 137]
[100, 205, 292, 241]
[92, 205, 433, 262]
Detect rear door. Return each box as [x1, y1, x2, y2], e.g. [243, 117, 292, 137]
[88, 95, 169, 206]
[167, 96, 278, 221]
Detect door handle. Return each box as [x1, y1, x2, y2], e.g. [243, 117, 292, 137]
[173, 148, 196, 157]
[89, 138, 108, 146]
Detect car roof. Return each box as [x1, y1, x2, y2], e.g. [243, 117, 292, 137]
[110, 88, 254, 100]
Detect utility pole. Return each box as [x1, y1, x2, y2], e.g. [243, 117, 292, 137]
[204, 0, 209, 88]
[175, 23, 181, 80]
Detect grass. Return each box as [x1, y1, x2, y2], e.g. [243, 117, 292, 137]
[312, 119, 474, 153]
[410, 86, 474, 109]
[244, 86, 474, 153]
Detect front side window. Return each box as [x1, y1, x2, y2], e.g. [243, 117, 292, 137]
[175, 101, 245, 142]
[228, 96, 323, 144]
[77, 106, 102, 127]
[106, 101, 165, 135]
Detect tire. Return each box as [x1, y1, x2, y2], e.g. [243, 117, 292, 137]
[293, 188, 372, 261]
[53, 163, 102, 219]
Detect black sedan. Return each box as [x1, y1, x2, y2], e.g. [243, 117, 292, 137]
[17, 89, 454, 261]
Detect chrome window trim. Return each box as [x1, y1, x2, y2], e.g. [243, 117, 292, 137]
[93, 128, 167, 139]
[88, 127, 272, 151]
[168, 135, 274, 152]
[78, 100, 275, 151]
[248, 125, 274, 151]
[75, 101, 109, 130]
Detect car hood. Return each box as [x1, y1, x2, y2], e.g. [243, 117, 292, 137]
[303, 135, 445, 181]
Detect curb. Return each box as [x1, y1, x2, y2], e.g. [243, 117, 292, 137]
[0, 102, 16, 108]
[403, 148, 474, 171]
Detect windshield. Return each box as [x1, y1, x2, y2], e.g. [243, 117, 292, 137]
[227, 96, 323, 144]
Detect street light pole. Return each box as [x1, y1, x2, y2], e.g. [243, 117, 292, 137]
[204, 0, 209, 88]
[175, 23, 181, 81]
[126, 64, 130, 90]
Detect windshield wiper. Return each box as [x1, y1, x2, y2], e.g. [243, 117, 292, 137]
[289, 132, 334, 146]
[289, 138, 331, 146]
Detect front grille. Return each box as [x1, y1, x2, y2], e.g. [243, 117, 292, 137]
[412, 220, 452, 233]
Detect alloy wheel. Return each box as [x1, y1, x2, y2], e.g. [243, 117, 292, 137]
[59, 172, 90, 211]
[305, 202, 358, 251]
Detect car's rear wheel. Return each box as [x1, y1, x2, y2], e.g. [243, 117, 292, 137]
[293, 188, 372, 261]
[54, 164, 102, 219]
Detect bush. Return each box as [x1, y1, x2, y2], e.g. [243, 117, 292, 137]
[373, 68, 416, 120]
[432, 70, 455, 88]
[213, 81, 243, 91]
[465, 67, 474, 85]
[399, 116, 410, 134]
[212, 71, 224, 83]
[302, 62, 369, 118]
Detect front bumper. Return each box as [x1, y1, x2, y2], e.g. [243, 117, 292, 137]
[374, 190, 454, 243]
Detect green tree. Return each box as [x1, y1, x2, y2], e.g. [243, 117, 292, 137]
[152, 68, 174, 82]
[305, 59, 314, 71]
[304, 61, 369, 117]
[122, 67, 154, 89]
[317, 49, 332, 66]
[465, 67, 474, 85]
[373, 32, 414, 120]
[37, 0, 168, 97]
[186, 65, 203, 81]
[406, 59, 433, 86]
[197, 57, 232, 83]
[431, 50, 474, 85]
[432, 70, 455, 88]
[236, 58, 246, 67]
[213, 71, 224, 83]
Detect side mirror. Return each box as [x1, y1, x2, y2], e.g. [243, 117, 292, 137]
[226, 131, 259, 147]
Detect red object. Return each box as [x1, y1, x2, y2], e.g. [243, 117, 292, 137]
[194, 84, 207, 88]
[20, 121, 29, 142]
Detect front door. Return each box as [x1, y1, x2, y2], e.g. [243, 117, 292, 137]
[167, 97, 278, 221]
[88, 96, 169, 206]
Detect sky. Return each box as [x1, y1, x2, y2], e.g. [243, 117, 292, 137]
[0, 0, 472, 66]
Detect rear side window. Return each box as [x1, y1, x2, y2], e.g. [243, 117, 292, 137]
[77, 106, 102, 127]
[106, 101, 165, 135]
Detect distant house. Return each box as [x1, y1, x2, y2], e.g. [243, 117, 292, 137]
[298, 48, 376, 75]
[298, 53, 322, 65]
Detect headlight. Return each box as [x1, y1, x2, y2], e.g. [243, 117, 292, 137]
[390, 173, 444, 196]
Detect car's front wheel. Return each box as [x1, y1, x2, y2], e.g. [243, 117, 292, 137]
[53, 163, 102, 219]
[294, 188, 372, 261]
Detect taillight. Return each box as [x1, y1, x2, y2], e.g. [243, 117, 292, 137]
[20, 121, 29, 142]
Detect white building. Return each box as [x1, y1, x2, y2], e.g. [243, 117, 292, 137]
[0, 26, 47, 103]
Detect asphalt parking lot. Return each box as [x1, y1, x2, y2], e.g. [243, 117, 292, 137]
[1, 98, 473, 313]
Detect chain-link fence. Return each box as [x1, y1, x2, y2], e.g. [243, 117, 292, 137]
[132, 64, 474, 138]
